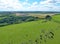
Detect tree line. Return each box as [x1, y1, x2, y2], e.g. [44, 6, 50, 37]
[0, 15, 39, 27]
[0, 14, 52, 27]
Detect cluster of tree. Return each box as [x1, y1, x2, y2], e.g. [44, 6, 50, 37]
[0, 14, 52, 27]
[0, 15, 39, 27]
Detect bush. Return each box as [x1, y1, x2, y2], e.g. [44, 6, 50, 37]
[45, 15, 52, 21]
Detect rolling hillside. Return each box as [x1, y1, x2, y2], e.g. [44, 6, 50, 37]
[0, 15, 60, 44]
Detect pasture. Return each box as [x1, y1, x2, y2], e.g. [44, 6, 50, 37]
[0, 13, 60, 44]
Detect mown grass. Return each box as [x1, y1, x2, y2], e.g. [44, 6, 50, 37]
[0, 14, 60, 44]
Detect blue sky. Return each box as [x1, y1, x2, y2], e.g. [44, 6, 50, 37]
[0, 0, 60, 11]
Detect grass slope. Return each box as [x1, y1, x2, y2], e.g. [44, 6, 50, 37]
[0, 15, 60, 44]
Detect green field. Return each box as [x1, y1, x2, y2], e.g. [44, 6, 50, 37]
[0, 14, 60, 44]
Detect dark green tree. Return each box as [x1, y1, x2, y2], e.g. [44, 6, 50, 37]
[45, 15, 52, 21]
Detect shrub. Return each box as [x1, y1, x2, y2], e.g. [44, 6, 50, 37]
[45, 15, 52, 21]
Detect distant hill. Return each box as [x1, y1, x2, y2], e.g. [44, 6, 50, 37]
[0, 11, 59, 17]
[0, 11, 60, 14]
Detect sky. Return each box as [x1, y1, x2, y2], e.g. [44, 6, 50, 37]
[0, 0, 60, 11]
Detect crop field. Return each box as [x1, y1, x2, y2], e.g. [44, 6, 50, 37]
[0, 13, 60, 44]
[15, 13, 55, 18]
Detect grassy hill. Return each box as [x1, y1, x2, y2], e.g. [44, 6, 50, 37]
[0, 14, 60, 44]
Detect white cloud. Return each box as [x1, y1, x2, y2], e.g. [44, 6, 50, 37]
[0, 0, 24, 11]
[39, 0, 60, 11]
[0, 0, 60, 11]
[55, 0, 60, 3]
